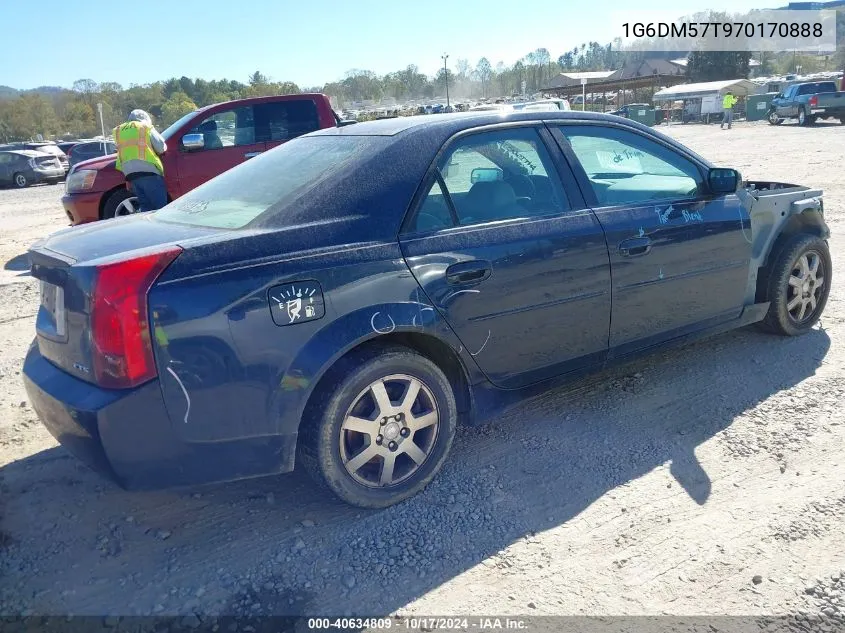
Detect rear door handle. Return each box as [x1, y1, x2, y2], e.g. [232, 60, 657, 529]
[244, 152, 263, 158]
[445, 260, 492, 285]
[618, 237, 652, 257]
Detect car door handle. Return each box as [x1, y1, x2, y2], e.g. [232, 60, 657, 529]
[618, 237, 652, 257]
[445, 261, 492, 285]
[244, 152, 263, 158]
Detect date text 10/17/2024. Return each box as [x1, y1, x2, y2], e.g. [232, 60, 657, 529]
[307, 617, 529, 630]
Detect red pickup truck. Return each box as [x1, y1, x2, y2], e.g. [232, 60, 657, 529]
[62, 93, 341, 224]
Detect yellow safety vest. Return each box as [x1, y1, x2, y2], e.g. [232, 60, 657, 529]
[114, 121, 164, 175]
[722, 94, 737, 109]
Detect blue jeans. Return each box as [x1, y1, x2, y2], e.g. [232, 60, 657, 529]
[722, 109, 733, 128]
[129, 174, 168, 212]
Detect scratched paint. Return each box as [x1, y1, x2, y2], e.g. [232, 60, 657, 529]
[370, 311, 396, 334]
[470, 330, 492, 356]
[166, 366, 192, 424]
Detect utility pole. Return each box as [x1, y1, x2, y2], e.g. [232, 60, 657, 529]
[442, 53, 450, 108]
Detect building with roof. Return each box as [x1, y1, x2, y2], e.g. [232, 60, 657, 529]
[652, 79, 759, 102]
[540, 59, 688, 104]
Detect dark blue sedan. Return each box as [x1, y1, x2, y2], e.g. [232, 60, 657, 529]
[23, 111, 831, 507]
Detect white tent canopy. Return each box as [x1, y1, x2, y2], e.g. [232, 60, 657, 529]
[653, 79, 758, 102]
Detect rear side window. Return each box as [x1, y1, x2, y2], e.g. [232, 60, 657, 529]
[154, 136, 385, 229]
[409, 127, 570, 232]
[255, 100, 320, 142]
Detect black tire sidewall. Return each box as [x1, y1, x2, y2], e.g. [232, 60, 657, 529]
[13, 173, 27, 188]
[103, 188, 133, 219]
[764, 234, 832, 336]
[308, 348, 457, 508]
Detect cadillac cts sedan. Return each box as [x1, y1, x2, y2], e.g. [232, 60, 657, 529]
[24, 111, 831, 508]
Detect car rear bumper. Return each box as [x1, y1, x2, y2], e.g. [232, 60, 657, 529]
[23, 343, 298, 491]
[62, 191, 102, 225]
[33, 168, 65, 182]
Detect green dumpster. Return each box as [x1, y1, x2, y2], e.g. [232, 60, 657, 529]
[746, 93, 778, 121]
[628, 107, 656, 126]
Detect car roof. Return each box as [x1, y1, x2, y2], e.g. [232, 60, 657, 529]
[312, 110, 656, 138]
[308, 109, 715, 169]
[0, 149, 44, 157]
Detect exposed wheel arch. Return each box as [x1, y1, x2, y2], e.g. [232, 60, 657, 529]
[755, 211, 828, 303]
[299, 332, 474, 436]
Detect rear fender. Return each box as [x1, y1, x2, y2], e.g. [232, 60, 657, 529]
[271, 296, 485, 437]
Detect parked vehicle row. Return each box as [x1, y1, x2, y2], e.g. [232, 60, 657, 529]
[24, 110, 831, 509]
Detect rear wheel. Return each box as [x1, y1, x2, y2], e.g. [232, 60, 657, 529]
[298, 345, 457, 508]
[759, 234, 831, 336]
[102, 188, 139, 219]
[13, 172, 28, 188]
[798, 106, 812, 126]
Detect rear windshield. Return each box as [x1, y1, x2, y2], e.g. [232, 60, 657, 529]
[153, 135, 387, 229]
[797, 82, 837, 95]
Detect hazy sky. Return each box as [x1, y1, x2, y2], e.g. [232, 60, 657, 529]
[3, 0, 777, 90]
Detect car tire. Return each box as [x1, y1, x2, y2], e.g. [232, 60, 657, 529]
[102, 188, 138, 219]
[798, 106, 810, 126]
[759, 233, 831, 336]
[13, 173, 28, 188]
[767, 110, 783, 125]
[297, 344, 457, 508]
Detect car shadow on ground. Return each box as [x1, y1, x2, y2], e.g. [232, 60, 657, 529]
[0, 325, 832, 620]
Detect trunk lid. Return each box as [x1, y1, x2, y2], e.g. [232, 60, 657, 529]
[29, 214, 227, 384]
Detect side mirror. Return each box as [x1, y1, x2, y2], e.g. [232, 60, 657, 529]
[470, 167, 504, 184]
[181, 133, 205, 151]
[708, 167, 741, 195]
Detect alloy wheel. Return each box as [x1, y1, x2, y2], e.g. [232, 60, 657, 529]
[115, 196, 140, 216]
[786, 250, 825, 324]
[339, 373, 439, 488]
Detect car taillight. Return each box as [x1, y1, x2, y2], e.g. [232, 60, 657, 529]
[91, 248, 181, 389]
[809, 96, 818, 107]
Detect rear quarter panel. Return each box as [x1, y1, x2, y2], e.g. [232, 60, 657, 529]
[149, 238, 480, 445]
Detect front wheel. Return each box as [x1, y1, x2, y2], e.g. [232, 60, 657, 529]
[102, 188, 139, 219]
[759, 234, 832, 336]
[13, 172, 28, 188]
[298, 345, 457, 508]
[767, 110, 784, 125]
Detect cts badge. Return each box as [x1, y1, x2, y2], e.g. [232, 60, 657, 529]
[268, 281, 325, 327]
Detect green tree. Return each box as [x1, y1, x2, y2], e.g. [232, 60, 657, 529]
[476, 57, 492, 97]
[160, 91, 197, 127]
[686, 51, 751, 82]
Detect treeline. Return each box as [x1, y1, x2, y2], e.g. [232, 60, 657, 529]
[0, 72, 300, 142]
[1, 7, 842, 143]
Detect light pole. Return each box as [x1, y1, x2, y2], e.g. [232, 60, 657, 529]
[441, 53, 450, 109]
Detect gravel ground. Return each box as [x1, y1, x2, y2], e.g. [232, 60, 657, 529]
[1, 120, 845, 626]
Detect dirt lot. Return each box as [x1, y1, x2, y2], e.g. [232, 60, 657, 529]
[1, 120, 845, 625]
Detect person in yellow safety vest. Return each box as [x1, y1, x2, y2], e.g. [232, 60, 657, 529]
[720, 92, 738, 130]
[113, 109, 168, 212]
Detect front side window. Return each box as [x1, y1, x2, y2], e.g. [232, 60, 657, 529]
[187, 106, 255, 150]
[558, 125, 703, 206]
[410, 127, 569, 231]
